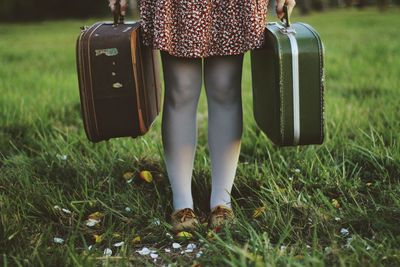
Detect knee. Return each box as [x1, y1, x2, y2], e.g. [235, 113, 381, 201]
[206, 76, 241, 105]
[164, 75, 201, 110]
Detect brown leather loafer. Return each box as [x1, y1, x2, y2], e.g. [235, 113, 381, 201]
[207, 204, 236, 230]
[170, 207, 200, 233]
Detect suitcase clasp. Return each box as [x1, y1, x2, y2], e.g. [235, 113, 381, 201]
[279, 26, 296, 35]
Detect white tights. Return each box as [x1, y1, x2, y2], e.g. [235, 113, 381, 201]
[160, 50, 244, 212]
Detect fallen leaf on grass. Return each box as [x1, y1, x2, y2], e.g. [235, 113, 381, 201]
[93, 234, 104, 244]
[123, 172, 135, 183]
[88, 212, 104, 220]
[132, 236, 141, 244]
[112, 232, 121, 238]
[139, 170, 153, 183]
[252, 206, 267, 219]
[176, 231, 193, 239]
[331, 199, 340, 209]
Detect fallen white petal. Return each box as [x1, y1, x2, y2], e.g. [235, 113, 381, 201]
[125, 207, 131, 212]
[62, 208, 72, 214]
[56, 154, 68, 161]
[187, 243, 197, 250]
[196, 251, 203, 258]
[166, 232, 173, 239]
[113, 241, 124, 247]
[172, 242, 181, 249]
[103, 248, 112, 256]
[340, 228, 349, 236]
[88, 245, 93, 250]
[164, 248, 171, 253]
[86, 218, 100, 227]
[150, 253, 158, 259]
[185, 249, 193, 253]
[294, 169, 301, 173]
[334, 217, 341, 221]
[53, 237, 64, 244]
[136, 247, 151, 255]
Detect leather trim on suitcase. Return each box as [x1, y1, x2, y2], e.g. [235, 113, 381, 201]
[130, 29, 147, 134]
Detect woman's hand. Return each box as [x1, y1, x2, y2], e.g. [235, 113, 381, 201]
[276, 0, 296, 20]
[109, 0, 128, 16]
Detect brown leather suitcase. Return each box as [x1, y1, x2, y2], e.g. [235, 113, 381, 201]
[76, 7, 162, 143]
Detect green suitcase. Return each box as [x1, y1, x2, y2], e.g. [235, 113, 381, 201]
[250, 11, 325, 146]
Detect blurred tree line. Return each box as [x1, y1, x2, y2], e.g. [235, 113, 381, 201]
[0, 0, 109, 21]
[0, 0, 399, 22]
[293, 0, 400, 14]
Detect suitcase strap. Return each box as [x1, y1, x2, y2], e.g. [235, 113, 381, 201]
[275, 23, 301, 145]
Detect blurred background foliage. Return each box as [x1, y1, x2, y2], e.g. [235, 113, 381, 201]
[0, 0, 399, 22]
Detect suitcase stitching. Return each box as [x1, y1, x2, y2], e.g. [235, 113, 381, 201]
[298, 23, 325, 144]
[77, 30, 94, 140]
[86, 23, 104, 139]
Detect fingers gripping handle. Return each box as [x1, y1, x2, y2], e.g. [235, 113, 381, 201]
[113, 0, 125, 25]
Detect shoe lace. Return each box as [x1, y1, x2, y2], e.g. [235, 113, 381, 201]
[212, 206, 233, 219]
[176, 208, 196, 223]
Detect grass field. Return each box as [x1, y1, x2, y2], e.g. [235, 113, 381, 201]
[1, 7, 400, 267]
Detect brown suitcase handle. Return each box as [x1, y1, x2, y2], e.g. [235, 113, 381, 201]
[113, 0, 125, 25]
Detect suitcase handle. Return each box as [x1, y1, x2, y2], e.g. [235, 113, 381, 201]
[113, 0, 125, 25]
[281, 5, 290, 28]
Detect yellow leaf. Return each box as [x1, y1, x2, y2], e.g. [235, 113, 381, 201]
[207, 230, 216, 240]
[252, 206, 267, 219]
[331, 199, 340, 209]
[176, 231, 193, 239]
[93, 234, 104, 243]
[366, 182, 373, 187]
[132, 236, 141, 244]
[88, 212, 104, 221]
[112, 232, 121, 238]
[139, 170, 153, 183]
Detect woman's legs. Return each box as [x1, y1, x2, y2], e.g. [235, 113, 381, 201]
[160, 50, 203, 212]
[160, 50, 244, 212]
[204, 53, 244, 210]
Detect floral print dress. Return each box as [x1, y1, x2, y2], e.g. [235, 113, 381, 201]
[138, 0, 269, 58]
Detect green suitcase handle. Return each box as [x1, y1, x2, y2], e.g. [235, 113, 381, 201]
[281, 5, 291, 28]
